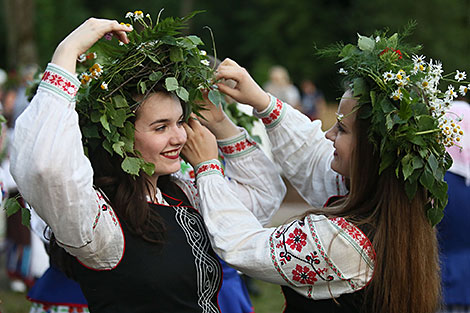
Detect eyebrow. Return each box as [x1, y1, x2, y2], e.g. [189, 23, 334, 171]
[149, 114, 184, 126]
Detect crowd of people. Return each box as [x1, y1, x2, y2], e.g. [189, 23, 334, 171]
[0, 10, 469, 313]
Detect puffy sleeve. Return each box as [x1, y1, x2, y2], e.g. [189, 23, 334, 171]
[10, 63, 124, 270]
[254, 95, 348, 207]
[196, 164, 374, 299]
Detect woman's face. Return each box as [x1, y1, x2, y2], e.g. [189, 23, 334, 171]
[134, 92, 187, 178]
[325, 90, 357, 178]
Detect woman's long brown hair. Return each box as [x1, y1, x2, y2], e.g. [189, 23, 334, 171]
[320, 103, 440, 313]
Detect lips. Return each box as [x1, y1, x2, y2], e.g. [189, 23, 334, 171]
[161, 149, 180, 159]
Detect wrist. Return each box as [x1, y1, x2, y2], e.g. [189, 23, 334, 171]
[51, 43, 79, 74]
[207, 117, 241, 140]
[253, 92, 271, 112]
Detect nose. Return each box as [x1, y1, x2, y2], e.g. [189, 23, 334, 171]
[325, 125, 336, 142]
[170, 125, 187, 146]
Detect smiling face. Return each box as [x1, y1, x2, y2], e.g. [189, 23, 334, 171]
[134, 92, 187, 179]
[325, 90, 357, 178]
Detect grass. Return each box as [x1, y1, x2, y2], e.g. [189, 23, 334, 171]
[0, 290, 29, 313]
[250, 280, 286, 313]
[0, 279, 285, 313]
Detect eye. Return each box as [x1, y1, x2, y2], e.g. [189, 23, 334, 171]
[154, 125, 166, 132]
[177, 119, 185, 126]
[336, 123, 345, 133]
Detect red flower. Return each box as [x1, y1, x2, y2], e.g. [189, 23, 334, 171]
[286, 228, 307, 252]
[379, 47, 403, 59]
[292, 264, 317, 285]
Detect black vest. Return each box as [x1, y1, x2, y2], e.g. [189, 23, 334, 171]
[282, 285, 366, 313]
[72, 185, 222, 313]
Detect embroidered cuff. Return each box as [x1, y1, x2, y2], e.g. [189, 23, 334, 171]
[39, 63, 80, 102]
[195, 159, 224, 179]
[217, 131, 257, 158]
[253, 94, 286, 129]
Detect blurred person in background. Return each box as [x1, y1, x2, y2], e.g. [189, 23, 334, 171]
[300, 79, 326, 121]
[438, 97, 470, 313]
[264, 65, 301, 110]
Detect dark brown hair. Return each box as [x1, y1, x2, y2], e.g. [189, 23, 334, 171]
[318, 102, 440, 313]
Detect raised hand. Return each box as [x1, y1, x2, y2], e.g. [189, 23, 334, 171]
[182, 115, 219, 167]
[215, 58, 271, 112]
[51, 18, 133, 74]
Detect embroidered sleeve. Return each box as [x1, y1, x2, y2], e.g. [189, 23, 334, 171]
[253, 95, 287, 129]
[255, 95, 348, 207]
[10, 63, 124, 270]
[269, 215, 374, 299]
[195, 159, 224, 178]
[39, 63, 80, 102]
[218, 130, 258, 158]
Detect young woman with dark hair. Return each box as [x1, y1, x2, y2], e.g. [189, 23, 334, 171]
[182, 30, 462, 311]
[11, 17, 285, 313]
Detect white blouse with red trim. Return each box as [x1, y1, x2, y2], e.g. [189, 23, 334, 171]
[195, 96, 374, 300]
[10, 63, 287, 270]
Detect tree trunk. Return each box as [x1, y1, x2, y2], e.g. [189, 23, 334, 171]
[3, 0, 37, 70]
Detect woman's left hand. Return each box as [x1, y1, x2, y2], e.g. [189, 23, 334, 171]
[182, 115, 219, 167]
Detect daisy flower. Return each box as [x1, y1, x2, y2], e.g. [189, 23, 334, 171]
[125, 12, 133, 19]
[459, 85, 469, 96]
[412, 55, 426, 65]
[455, 70, 467, 82]
[200, 59, 210, 66]
[101, 82, 108, 90]
[390, 89, 403, 101]
[338, 68, 348, 75]
[134, 11, 144, 20]
[383, 71, 395, 81]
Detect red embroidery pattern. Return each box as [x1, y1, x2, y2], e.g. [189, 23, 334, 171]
[306, 216, 355, 288]
[269, 231, 297, 288]
[261, 98, 283, 126]
[330, 217, 375, 261]
[42, 70, 79, 97]
[196, 162, 224, 176]
[220, 138, 256, 156]
[285, 228, 307, 252]
[292, 264, 318, 285]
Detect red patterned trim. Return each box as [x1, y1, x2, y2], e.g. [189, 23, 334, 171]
[260, 98, 283, 126]
[305, 215, 357, 289]
[219, 138, 256, 157]
[269, 230, 297, 288]
[329, 217, 375, 262]
[195, 160, 224, 178]
[40, 69, 79, 100]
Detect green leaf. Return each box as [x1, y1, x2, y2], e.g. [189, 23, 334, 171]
[401, 154, 413, 180]
[147, 54, 161, 64]
[165, 77, 179, 91]
[100, 114, 110, 132]
[102, 139, 113, 155]
[82, 125, 100, 139]
[404, 180, 418, 200]
[419, 167, 434, 190]
[121, 157, 143, 176]
[91, 110, 102, 123]
[21, 207, 31, 228]
[0, 115, 7, 124]
[208, 89, 224, 107]
[142, 162, 155, 176]
[352, 78, 367, 97]
[140, 81, 147, 94]
[379, 151, 395, 174]
[4, 198, 22, 217]
[170, 47, 184, 62]
[187, 35, 203, 46]
[112, 141, 125, 157]
[427, 206, 444, 227]
[176, 87, 189, 102]
[149, 71, 163, 82]
[387, 33, 398, 48]
[427, 154, 438, 176]
[110, 109, 127, 127]
[113, 95, 128, 108]
[357, 34, 375, 52]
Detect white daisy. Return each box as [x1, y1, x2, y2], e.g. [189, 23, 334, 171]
[455, 70, 467, 82]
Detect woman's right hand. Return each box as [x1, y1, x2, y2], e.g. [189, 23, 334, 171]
[215, 58, 271, 112]
[51, 18, 133, 74]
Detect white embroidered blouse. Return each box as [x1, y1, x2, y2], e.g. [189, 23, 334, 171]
[196, 96, 375, 300]
[10, 63, 287, 270]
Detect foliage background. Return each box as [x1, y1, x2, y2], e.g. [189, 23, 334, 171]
[1, 0, 470, 101]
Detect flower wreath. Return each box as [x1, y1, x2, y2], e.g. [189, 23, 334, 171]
[320, 22, 467, 226]
[75, 9, 226, 176]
